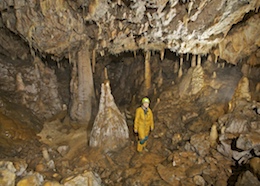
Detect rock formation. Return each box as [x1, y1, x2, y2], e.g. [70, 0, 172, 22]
[0, 0, 260, 185]
[89, 80, 129, 152]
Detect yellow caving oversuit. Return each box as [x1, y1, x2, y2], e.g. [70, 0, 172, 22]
[134, 106, 154, 152]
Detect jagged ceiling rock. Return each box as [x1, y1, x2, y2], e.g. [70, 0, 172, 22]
[0, 0, 259, 63]
[218, 13, 260, 64]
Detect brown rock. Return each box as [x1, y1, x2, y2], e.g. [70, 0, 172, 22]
[186, 163, 208, 178]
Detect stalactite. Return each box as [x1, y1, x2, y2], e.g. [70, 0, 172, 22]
[145, 50, 151, 95]
[104, 67, 108, 80]
[214, 48, 219, 63]
[188, 1, 194, 16]
[197, 54, 201, 66]
[183, 14, 189, 29]
[68, 52, 71, 65]
[180, 53, 183, 66]
[133, 50, 136, 58]
[92, 50, 96, 73]
[57, 61, 61, 69]
[191, 54, 196, 67]
[186, 53, 189, 61]
[178, 54, 183, 78]
[117, 0, 122, 6]
[160, 49, 165, 61]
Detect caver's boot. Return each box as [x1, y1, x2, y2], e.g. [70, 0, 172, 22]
[137, 141, 144, 152]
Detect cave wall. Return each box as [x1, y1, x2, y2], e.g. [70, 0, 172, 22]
[0, 0, 259, 122]
[0, 56, 63, 120]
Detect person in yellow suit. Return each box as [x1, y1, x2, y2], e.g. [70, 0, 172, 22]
[134, 97, 154, 152]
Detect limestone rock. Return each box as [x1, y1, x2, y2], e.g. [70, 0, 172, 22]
[63, 171, 101, 186]
[89, 81, 129, 152]
[13, 159, 28, 176]
[43, 181, 62, 186]
[225, 115, 249, 134]
[249, 157, 260, 177]
[156, 164, 181, 185]
[235, 171, 260, 186]
[57, 145, 70, 157]
[179, 66, 204, 97]
[186, 163, 208, 178]
[0, 57, 62, 120]
[236, 133, 260, 151]
[193, 175, 206, 186]
[190, 133, 210, 157]
[0, 169, 16, 186]
[219, 14, 260, 65]
[0, 161, 16, 186]
[17, 173, 44, 186]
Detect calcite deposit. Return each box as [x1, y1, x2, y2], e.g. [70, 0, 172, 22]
[0, 0, 260, 186]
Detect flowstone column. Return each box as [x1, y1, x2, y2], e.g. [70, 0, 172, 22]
[89, 80, 129, 152]
[70, 43, 95, 124]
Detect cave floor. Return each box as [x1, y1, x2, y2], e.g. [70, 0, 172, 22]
[1, 62, 259, 185]
[0, 87, 238, 186]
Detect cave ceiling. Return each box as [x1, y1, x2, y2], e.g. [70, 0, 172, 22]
[0, 0, 260, 64]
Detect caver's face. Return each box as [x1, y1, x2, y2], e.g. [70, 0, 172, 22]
[143, 102, 149, 108]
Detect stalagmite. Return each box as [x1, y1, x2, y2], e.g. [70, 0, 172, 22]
[154, 87, 157, 95]
[70, 43, 95, 124]
[89, 80, 129, 152]
[174, 61, 179, 74]
[178, 54, 183, 78]
[157, 68, 163, 88]
[16, 73, 25, 91]
[42, 147, 50, 162]
[197, 54, 201, 66]
[207, 54, 213, 62]
[212, 71, 217, 78]
[209, 123, 218, 148]
[191, 55, 196, 67]
[145, 50, 151, 95]
[160, 49, 165, 61]
[228, 76, 251, 112]
[92, 50, 96, 73]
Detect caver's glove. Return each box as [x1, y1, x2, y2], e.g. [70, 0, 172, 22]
[140, 136, 148, 144]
